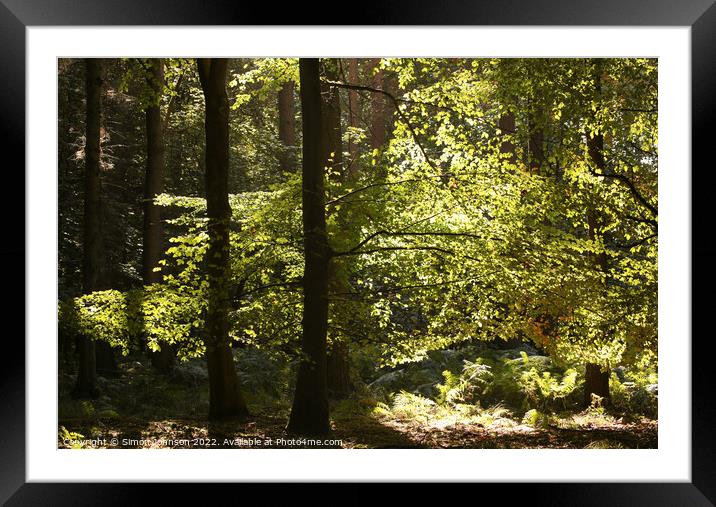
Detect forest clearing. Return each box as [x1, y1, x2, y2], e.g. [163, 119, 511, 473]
[57, 57, 658, 449]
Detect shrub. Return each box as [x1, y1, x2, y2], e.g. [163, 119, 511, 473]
[521, 408, 549, 427]
[473, 351, 581, 414]
[609, 372, 657, 418]
[518, 367, 579, 411]
[436, 359, 493, 405]
[390, 391, 437, 422]
[235, 348, 295, 404]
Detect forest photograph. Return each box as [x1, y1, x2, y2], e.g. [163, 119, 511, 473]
[57, 56, 658, 449]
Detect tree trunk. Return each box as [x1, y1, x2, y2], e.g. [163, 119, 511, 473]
[528, 112, 544, 175]
[327, 340, 352, 399]
[585, 200, 610, 407]
[584, 363, 610, 406]
[321, 60, 343, 179]
[91, 60, 118, 376]
[584, 62, 611, 406]
[321, 60, 353, 398]
[370, 58, 386, 151]
[278, 80, 296, 172]
[383, 70, 399, 144]
[198, 58, 249, 420]
[74, 58, 102, 397]
[347, 58, 359, 173]
[143, 58, 175, 373]
[498, 111, 517, 166]
[287, 58, 331, 435]
[95, 343, 117, 375]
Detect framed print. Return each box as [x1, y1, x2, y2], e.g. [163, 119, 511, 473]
[2, 0, 715, 504]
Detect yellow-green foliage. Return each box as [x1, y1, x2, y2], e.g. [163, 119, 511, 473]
[59, 290, 139, 355]
[374, 390, 516, 429]
[556, 407, 621, 429]
[519, 367, 579, 410]
[522, 408, 540, 427]
[58, 285, 207, 360]
[521, 408, 553, 428]
[390, 391, 437, 422]
[608, 353, 658, 417]
[436, 359, 493, 405]
[58, 426, 85, 449]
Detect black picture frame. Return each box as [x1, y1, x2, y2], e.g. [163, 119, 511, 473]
[2, 0, 714, 503]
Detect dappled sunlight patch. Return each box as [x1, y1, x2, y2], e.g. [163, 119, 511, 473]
[371, 391, 521, 433]
[551, 408, 635, 430]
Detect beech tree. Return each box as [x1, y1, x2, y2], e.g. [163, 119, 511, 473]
[287, 58, 331, 435]
[370, 58, 386, 151]
[142, 58, 175, 373]
[347, 58, 360, 168]
[197, 58, 250, 420]
[73, 58, 102, 398]
[322, 59, 352, 398]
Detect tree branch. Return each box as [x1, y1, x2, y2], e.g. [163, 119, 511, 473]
[612, 233, 657, 250]
[325, 178, 421, 207]
[332, 245, 457, 258]
[624, 213, 658, 229]
[234, 280, 302, 301]
[325, 80, 442, 174]
[588, 167, 658, 217]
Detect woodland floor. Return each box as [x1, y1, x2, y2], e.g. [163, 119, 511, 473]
[58, 411, 658, 449]
[58, 358, 657, 450]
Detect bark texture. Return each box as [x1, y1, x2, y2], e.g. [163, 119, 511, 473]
[74, 58, 102, 397]
[287, 58, 331, 435]
[198, 58, 249, 420]
[584, 62, 611, 406]
[370, 58, 386, 151]
[327, 340, 352, 399]
[347, 58, 360, 172]
[143, 58, 175, 373]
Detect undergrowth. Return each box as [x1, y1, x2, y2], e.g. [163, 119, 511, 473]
[58, 342, 657, 446]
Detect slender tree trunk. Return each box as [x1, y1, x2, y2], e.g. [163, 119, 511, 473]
[143, 58, 166, 285]
[498, 111, 517, 166]
[584, 63, 611, 406]
[320, 60, 353, 398]
[198, 58, 249, 420]
[585, 200, 611, 405]
[87, 60, 118, 376]
[321, 60, 343, 179]
[84, 62, 118, 376]
[74, 58, 102, 397]
[370, 58, 386, 151]
[287, 58, 331, 435]
[347, 58, 359, 174]
[278, 80, 296, 172]
[143, 58, 175, 373]
[383, 70, 399, 144]
[528, 112, 544, 175]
